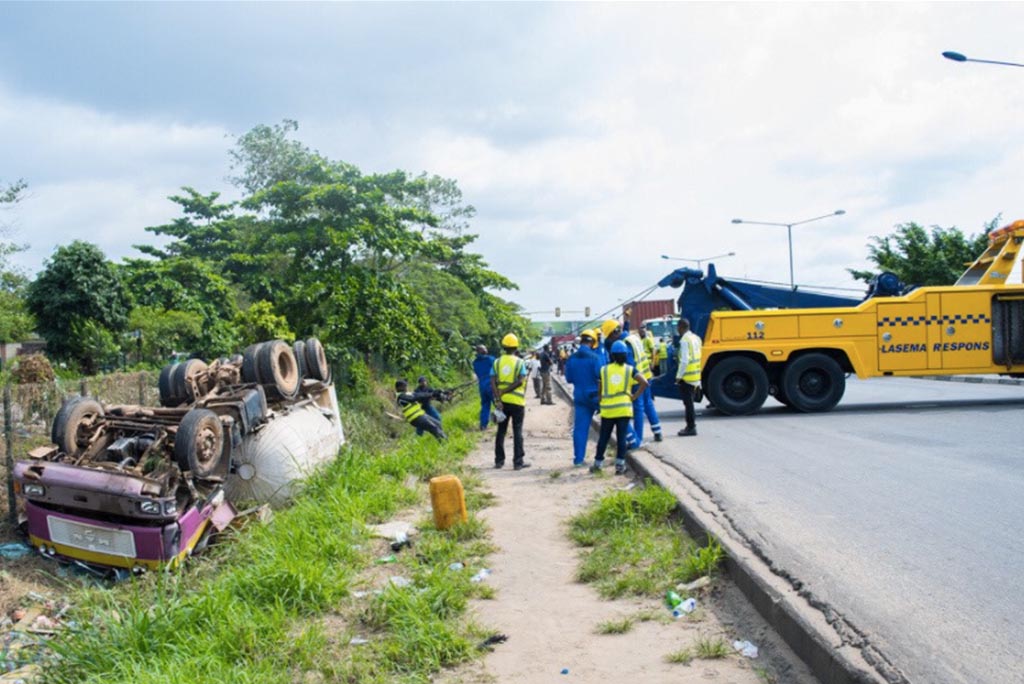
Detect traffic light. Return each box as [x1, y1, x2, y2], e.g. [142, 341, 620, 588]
[555, 307, 561, 317]
[585, 306, 591, 317]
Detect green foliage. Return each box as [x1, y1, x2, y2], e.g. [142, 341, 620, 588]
[849, 219, 994, 286]
[128, 306, 203, 364]
[26, 241, 131, 372]
[0, 180, 34, 342]
[233, 300, 293, 347]
[596, 616, 635, 634]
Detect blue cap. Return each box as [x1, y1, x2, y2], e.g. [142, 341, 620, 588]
[611, 340, 628, 354]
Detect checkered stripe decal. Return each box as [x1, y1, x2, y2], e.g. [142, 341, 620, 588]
[877, 314, 992, 328]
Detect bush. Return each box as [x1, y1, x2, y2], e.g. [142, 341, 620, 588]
[11, 353, 55, 383]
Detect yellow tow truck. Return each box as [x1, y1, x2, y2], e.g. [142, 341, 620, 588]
[672, 220, 1024, 414]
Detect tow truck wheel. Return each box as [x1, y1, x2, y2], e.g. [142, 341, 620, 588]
[781, 353, 845, 412]
[175, 408, 224, 478]
[51, 397, 105, 456]
[258, 340, 300, 399]
[706, 356, 768, 415]
[304, 337, 331, 383]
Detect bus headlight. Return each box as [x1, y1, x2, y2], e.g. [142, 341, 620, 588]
[23, 484, 45, 497]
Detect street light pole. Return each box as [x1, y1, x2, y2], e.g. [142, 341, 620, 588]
[660, 252, 736, 269]
[730, 210, 846, 290]
[942, 51, 1024, 68]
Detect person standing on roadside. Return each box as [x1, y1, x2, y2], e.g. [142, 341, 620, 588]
[591, 340, 647, 475]
[491, 333, 530, 470]
[675, 318, 702, 437]
[539, 344, 555, 405]
[564, 329, 602, 467]
[472, 345, 495, 431]
[527, 352, 542, 399]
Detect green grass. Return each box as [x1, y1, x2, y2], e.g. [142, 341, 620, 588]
[43, 392, 494, 684]
[694, 633, 730, 659]
[569, 483, 725, 599]
[595, 616, 634, 634]
[665, 648, 693, 664]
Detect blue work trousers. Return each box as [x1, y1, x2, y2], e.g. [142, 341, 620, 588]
[478, 386, 493, 429]
[572, 401, 598, 465]
[631, 386, 661, 443]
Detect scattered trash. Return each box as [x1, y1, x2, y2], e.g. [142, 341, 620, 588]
[349, 637, 369, 645]
[375, 555, 397, 564]
[368, 521, 418, 542]
[389, 576, 412, 588]
[448, 562, 464, 571]
[561, 668, 570, 675]
[470, 568, 492, 583]
[679, 597, 697, 614]
[390, 532, 412, 552]
[733, 639, 759, 658]
[478, 633, 508, 650]
[619, 482, 637, 491]
[492, 408, 506, 423]
[352, 591, 370, 598]
[665, 590, 683, 609]
[0, 542, 32, 560]
[677, 575, 712, 592]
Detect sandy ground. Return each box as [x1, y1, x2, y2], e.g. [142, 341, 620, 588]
[437, 391, 817, 684]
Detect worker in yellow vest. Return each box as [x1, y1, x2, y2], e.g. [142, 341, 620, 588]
[394, 379, 447, 441]
[640, 326, 656, 372]
[656, 337, 668, 375]
[490, 333, 530, 470]
[626, 327, 663, 444]
[675, 318, 702, 436]
[591, 340, 648, 475]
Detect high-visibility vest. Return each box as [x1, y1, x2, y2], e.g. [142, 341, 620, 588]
[400, 395, 426, 423]
[680, 333, 702, 385]
[643, 335, 655, 362]
[493, 355, 526, 406]
[626, 335, 652, 380]
[600, 363, 635, 419]
[657, 340, 668, 363]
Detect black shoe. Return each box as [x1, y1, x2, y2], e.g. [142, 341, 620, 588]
[589, 462, 604, 474]
[614, 463, 627, 475]
[677, 427, 697, 437]
[494, 462, 504, 469]
[513, 462, 531, 471]
[653, 432, 663, 442]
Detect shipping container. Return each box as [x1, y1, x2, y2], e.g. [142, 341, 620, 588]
[621, 299, 675, 324]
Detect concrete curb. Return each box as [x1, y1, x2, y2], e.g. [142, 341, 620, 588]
[551, 375, 896, 684]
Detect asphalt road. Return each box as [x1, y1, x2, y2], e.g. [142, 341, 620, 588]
[646, 377, 1024, 684]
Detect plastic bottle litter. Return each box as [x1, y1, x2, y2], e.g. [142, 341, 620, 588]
[389, 576, 412, 588]
[732, 639, 759, 658]
[560, 668, 570, 675]
[349, 637, 369, 645]
[679, 597, 697, 614]
[665, 590, 683, 609]
[448, 562, 465, 571]
[375, 554, 397, 564]
[0, 542, 32, 560]
[470, 568, 492, 583]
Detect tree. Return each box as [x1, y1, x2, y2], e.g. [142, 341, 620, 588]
[0, 179, 33, 343]
[128, 306, 203, 365]
[849, 219, 994, 286]
[233, 301, 293, 347]
[26, 241, 130, 372]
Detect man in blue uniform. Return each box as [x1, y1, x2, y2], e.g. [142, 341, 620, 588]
[472, 345, 495, 431]
[564, 329, 602, 467]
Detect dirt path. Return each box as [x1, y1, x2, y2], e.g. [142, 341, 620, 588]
[441, 394, 815, 684]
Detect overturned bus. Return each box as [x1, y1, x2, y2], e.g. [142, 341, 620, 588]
[14, 338, 345, 573]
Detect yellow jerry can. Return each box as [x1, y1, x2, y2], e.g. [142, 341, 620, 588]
[429, 475, 468, 530]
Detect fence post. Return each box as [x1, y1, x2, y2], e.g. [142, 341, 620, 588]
[80, 379, 88, 397]
[138, 372, 145, 406]
[4, 385, 15, 527]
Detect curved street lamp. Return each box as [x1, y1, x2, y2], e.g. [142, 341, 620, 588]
[942, 51, 1024, 68]
[660, 252, 735, 269]
[730, 210, 846, 290]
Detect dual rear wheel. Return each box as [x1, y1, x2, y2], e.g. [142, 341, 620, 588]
[705, 353, 846, 415]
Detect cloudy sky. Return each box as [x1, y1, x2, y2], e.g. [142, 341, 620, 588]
[2, 2, 1023, 319]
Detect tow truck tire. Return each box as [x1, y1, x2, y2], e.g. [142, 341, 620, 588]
[293, 340, 308, 381]
[706, 356, 769, 415]
[175, 408, 224, 478]
[158, 363, 180, 406]
[258, 339, 300, 399]
[51, 397, 105, 457]
[303, 337, 331, 382]
[173, 359, 208, 403]
[241, 343, 263, 384]
[782, 353, 845, 413]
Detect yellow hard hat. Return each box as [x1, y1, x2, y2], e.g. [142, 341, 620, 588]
[580, 329, 595, 340]
[501, 333, 519, 348]
[600, 319, 620, 339]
